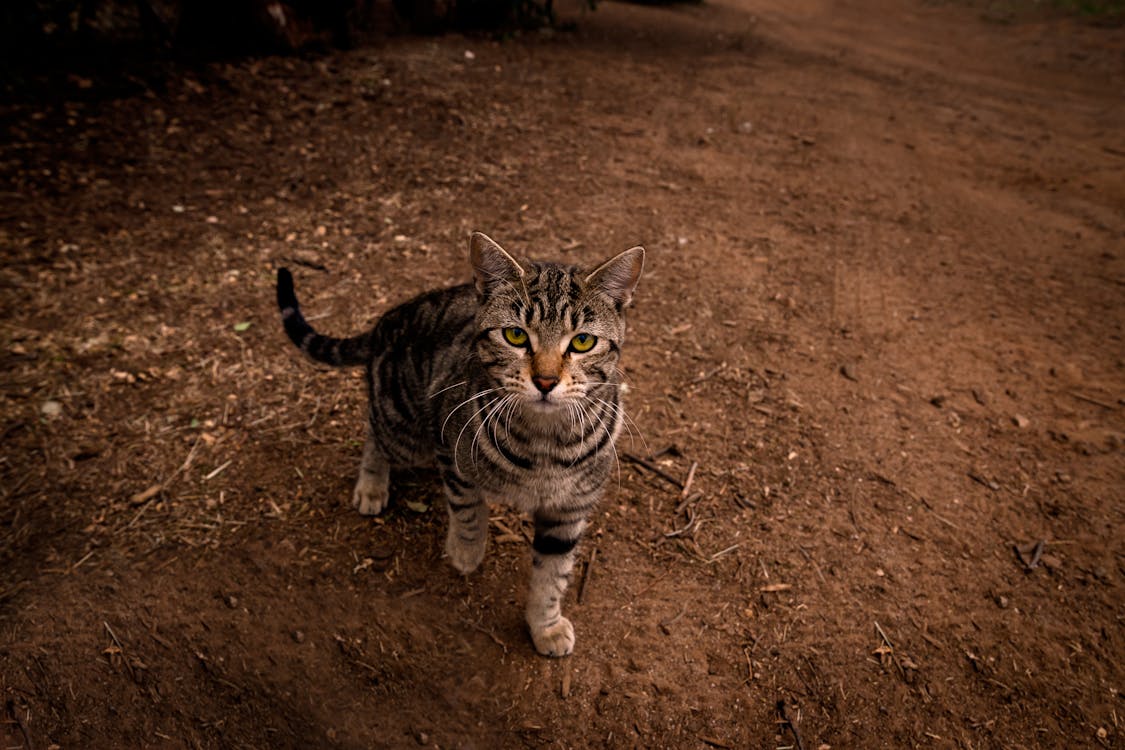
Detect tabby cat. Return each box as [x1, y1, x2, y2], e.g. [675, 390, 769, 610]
[276, 233, 644, 656]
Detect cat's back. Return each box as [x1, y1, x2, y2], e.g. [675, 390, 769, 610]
[373, 282, 477, 354]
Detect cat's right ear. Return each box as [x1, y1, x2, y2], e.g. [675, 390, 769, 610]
[470, 232, 525, 296]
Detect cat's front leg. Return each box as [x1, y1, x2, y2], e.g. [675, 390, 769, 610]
[526, 509, 589, 657]
[352, 427, 390, 516]
[442, 470, 488, 574]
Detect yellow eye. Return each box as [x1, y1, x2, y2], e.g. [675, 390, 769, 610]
[569, 333, 597, 353]
[502, 327, 529, 347]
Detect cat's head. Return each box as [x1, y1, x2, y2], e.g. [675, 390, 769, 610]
[469, 232, 644, 411]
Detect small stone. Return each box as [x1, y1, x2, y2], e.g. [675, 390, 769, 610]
[225, 595, 239, 609]
[840, 363, 858, 381]
[996, 595, 1010, 609]
[1012, 414, 1030, 428]
[1051, 362, 1083, 383]
[41, 400, 63, 418]
[292, 630, 306, 644]
[1040, 554, 1063, 571]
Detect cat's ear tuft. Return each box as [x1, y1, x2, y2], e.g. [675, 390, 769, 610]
[586, 246, 645, 308]
[471, 232, 524, 296]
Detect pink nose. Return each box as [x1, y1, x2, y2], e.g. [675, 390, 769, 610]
[532, 375, 559, 394]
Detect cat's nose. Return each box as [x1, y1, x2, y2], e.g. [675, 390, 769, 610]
[532, 375, 559, 394]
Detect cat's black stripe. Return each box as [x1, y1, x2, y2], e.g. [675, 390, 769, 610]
[444, 471, 471, 491]
[532, 533, 579, 556]
[589, 365, 611, 382]
[483, 418, 534, 469]
[380, 355, 414, 422]
[277, 268, 378, 367]
[447, 497, 479, 512]
[568, 422, 617, 467]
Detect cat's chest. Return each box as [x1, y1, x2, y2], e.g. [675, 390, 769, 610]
[477, 464, 598, 508]
[467, 435, 611, 504]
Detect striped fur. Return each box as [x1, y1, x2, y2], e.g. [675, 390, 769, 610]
[277, 232, 644, 657]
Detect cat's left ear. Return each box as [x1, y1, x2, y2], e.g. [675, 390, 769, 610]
[471, 232, 525, 296]
[586, 246, 645, 309]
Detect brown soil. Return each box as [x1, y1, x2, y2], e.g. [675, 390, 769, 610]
[2, 1, 1123, 747]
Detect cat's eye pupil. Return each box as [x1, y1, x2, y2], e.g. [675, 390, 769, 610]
[570, 333, 596, 352]
[503, 327, 528, 347]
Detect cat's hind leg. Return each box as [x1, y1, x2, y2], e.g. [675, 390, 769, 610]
[442, 470, 487, 574]
[352, 427, 390, 516]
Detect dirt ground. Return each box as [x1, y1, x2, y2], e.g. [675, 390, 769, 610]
[2, 0, 1123, 747]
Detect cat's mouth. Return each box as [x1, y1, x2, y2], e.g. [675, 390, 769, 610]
[527, 394, 561, 409]
[520, 390, 571, 413]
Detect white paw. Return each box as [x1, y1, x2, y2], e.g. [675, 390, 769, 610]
[445, 527, 486, 574]
[530, 617, 575, 658]
[352, 474, 388, 516]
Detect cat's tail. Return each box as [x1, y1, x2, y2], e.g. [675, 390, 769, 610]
[277, 268, 376, 367]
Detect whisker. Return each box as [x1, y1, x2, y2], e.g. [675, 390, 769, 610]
[588, 397, 625, 486]
[570, 399, 585, 440]
[567, 399, 598, 468]
[504, 393, 519, 436]
[441, 386, 505, 440]
[453, 395, 502, 476]
[594, 396, 648, 455]
[471, 394, 513, 468]
[429, 379, 469, 399]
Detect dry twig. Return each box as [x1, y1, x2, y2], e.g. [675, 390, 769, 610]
[577, 547, 597, 604]
[5, 699, 33, 750]
[776, 700, 806, 750]
[621, 452, 683, 489]
[1068, 391, 1116, 410]
[664, 507, 701, 539]
[873, 620, 909, 679]
[465, 621, 508, 653]
[1014, 540, 1045, 571]
[658, 604, 687, 635]
[643, 444, 680, 461]
[103, 621, 137, 681]
[673, 491, 703, 516]
[680, 461, 698, 499]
